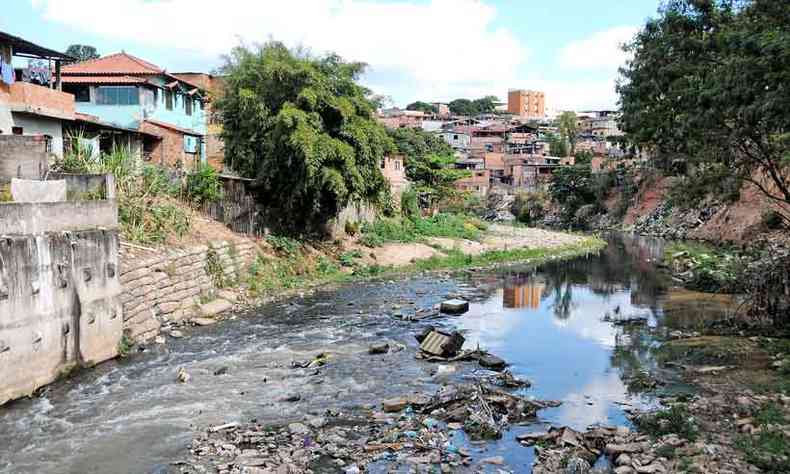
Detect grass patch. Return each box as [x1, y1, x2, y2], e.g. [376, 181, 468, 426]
[754, 402, 787, 426]
[408, 237, 605, 273]
[245, 232, 604, 298]
[360, 213, 487, 247]
[118, 333, 134, 357]
[736, 430, 790, 473]
[655, 336, 758, 367]
[635, 404, 698, 441]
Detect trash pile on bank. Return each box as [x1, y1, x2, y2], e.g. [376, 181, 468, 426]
[180, 380, 559, 474]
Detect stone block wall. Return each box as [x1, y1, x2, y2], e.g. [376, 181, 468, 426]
[120, 239, 257, 341]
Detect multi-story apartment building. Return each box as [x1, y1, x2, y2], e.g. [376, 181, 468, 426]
[507, 89, 545, 120]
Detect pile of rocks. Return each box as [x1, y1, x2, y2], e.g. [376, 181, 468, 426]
[525, 425, 678, 474]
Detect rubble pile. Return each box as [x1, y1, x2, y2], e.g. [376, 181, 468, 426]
[182, 382, 558, 473]
[483, 189, 516, 222]
[526, 425, 672, 474]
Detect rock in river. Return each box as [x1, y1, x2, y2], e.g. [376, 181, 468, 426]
[478, 353, 507, 371]
[368, 343, 390, 355]
[440, 299, 470, 314]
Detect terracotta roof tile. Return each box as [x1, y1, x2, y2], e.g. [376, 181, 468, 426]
[62, 52, 164, 75]
[61, 75, 149, 84]
[143, 119, 203, 137]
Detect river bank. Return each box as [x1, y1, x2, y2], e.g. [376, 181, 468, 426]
[2, 232, 786, 473]
[131, 223, 605, 346]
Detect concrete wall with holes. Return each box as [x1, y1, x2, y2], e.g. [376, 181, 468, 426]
[0, 203, 122, 406]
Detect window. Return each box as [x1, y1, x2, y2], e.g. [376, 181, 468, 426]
[184, 135, 199, 154]
[165, 90, 173, 110]
[64, 84, 90, 102]
[11, 127, 22, 135]
[185, 97, 192, 116]
[95, 86, 139, 105]
[453, 134, 459, 140]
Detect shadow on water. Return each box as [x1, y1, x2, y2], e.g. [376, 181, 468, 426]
[0, 233, 736, 473]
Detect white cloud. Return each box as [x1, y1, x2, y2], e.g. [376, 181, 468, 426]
[559, 26, 638, 71]
[32, 0, 526, 105]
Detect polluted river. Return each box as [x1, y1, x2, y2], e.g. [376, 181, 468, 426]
[0, 233, 737, 474]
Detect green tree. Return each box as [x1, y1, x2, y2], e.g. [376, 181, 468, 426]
[65, 44, 100, 62]
[472, 95, 499, 114]
[216, 42, 394, 234]
[557, 111, 579, 156]
[547, 134, 568, 157]
[406, 101, 437, 113]
[618, 0, 790, 223]
[388, 127, 469, 194]
[574, 150, 594, 166]
[549, 165, 596, 223]
[448, 98, 476, 116]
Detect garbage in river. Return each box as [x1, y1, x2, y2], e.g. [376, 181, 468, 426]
[185, 383, 562, 473]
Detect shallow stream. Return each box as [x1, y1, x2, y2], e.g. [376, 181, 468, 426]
[0, 233, 736, 473]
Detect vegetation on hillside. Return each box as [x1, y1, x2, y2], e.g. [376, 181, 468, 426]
[217, 42, 394, 234]
[405, 101, 437, 113]
[388, 127, 470, 198]
[618, 0, 790, 225]
[359, 213, 487, 247]
[557, 111, 578, 156]
[57, 134, 222, 245]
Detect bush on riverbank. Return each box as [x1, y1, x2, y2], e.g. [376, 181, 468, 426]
[359, 213, 487, 247]
[664, 243, 742, 294]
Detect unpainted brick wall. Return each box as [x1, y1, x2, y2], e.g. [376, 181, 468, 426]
[119, 239, 257, 341]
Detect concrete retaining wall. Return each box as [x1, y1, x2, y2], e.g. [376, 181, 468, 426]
[47, 173, 116, 200]
[0, 134, 49, 184]
[120, 239, 257, 342]
[0, 200, 118, 234]
[0, 229, 122, 406]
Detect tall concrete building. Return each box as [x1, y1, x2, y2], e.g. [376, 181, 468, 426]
[507, 89, 545, 119]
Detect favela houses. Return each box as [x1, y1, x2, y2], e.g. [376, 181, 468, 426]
[1, 1, 789, 473]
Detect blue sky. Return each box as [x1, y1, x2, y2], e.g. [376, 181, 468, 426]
[4, 0, 662, 111]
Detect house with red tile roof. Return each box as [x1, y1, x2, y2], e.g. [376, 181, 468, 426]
[61, 52, 207, 170]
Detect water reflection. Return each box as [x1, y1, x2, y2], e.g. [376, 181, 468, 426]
[454, 233, 682, 430]
[503, 277, 544, 309]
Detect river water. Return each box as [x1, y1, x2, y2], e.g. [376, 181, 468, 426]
[0, 234, 736, 474]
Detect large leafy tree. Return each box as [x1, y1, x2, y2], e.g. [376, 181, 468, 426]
[618, 0, 790, 222]
[216, 42, 395, 233]
[65, 44, 100, 62]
